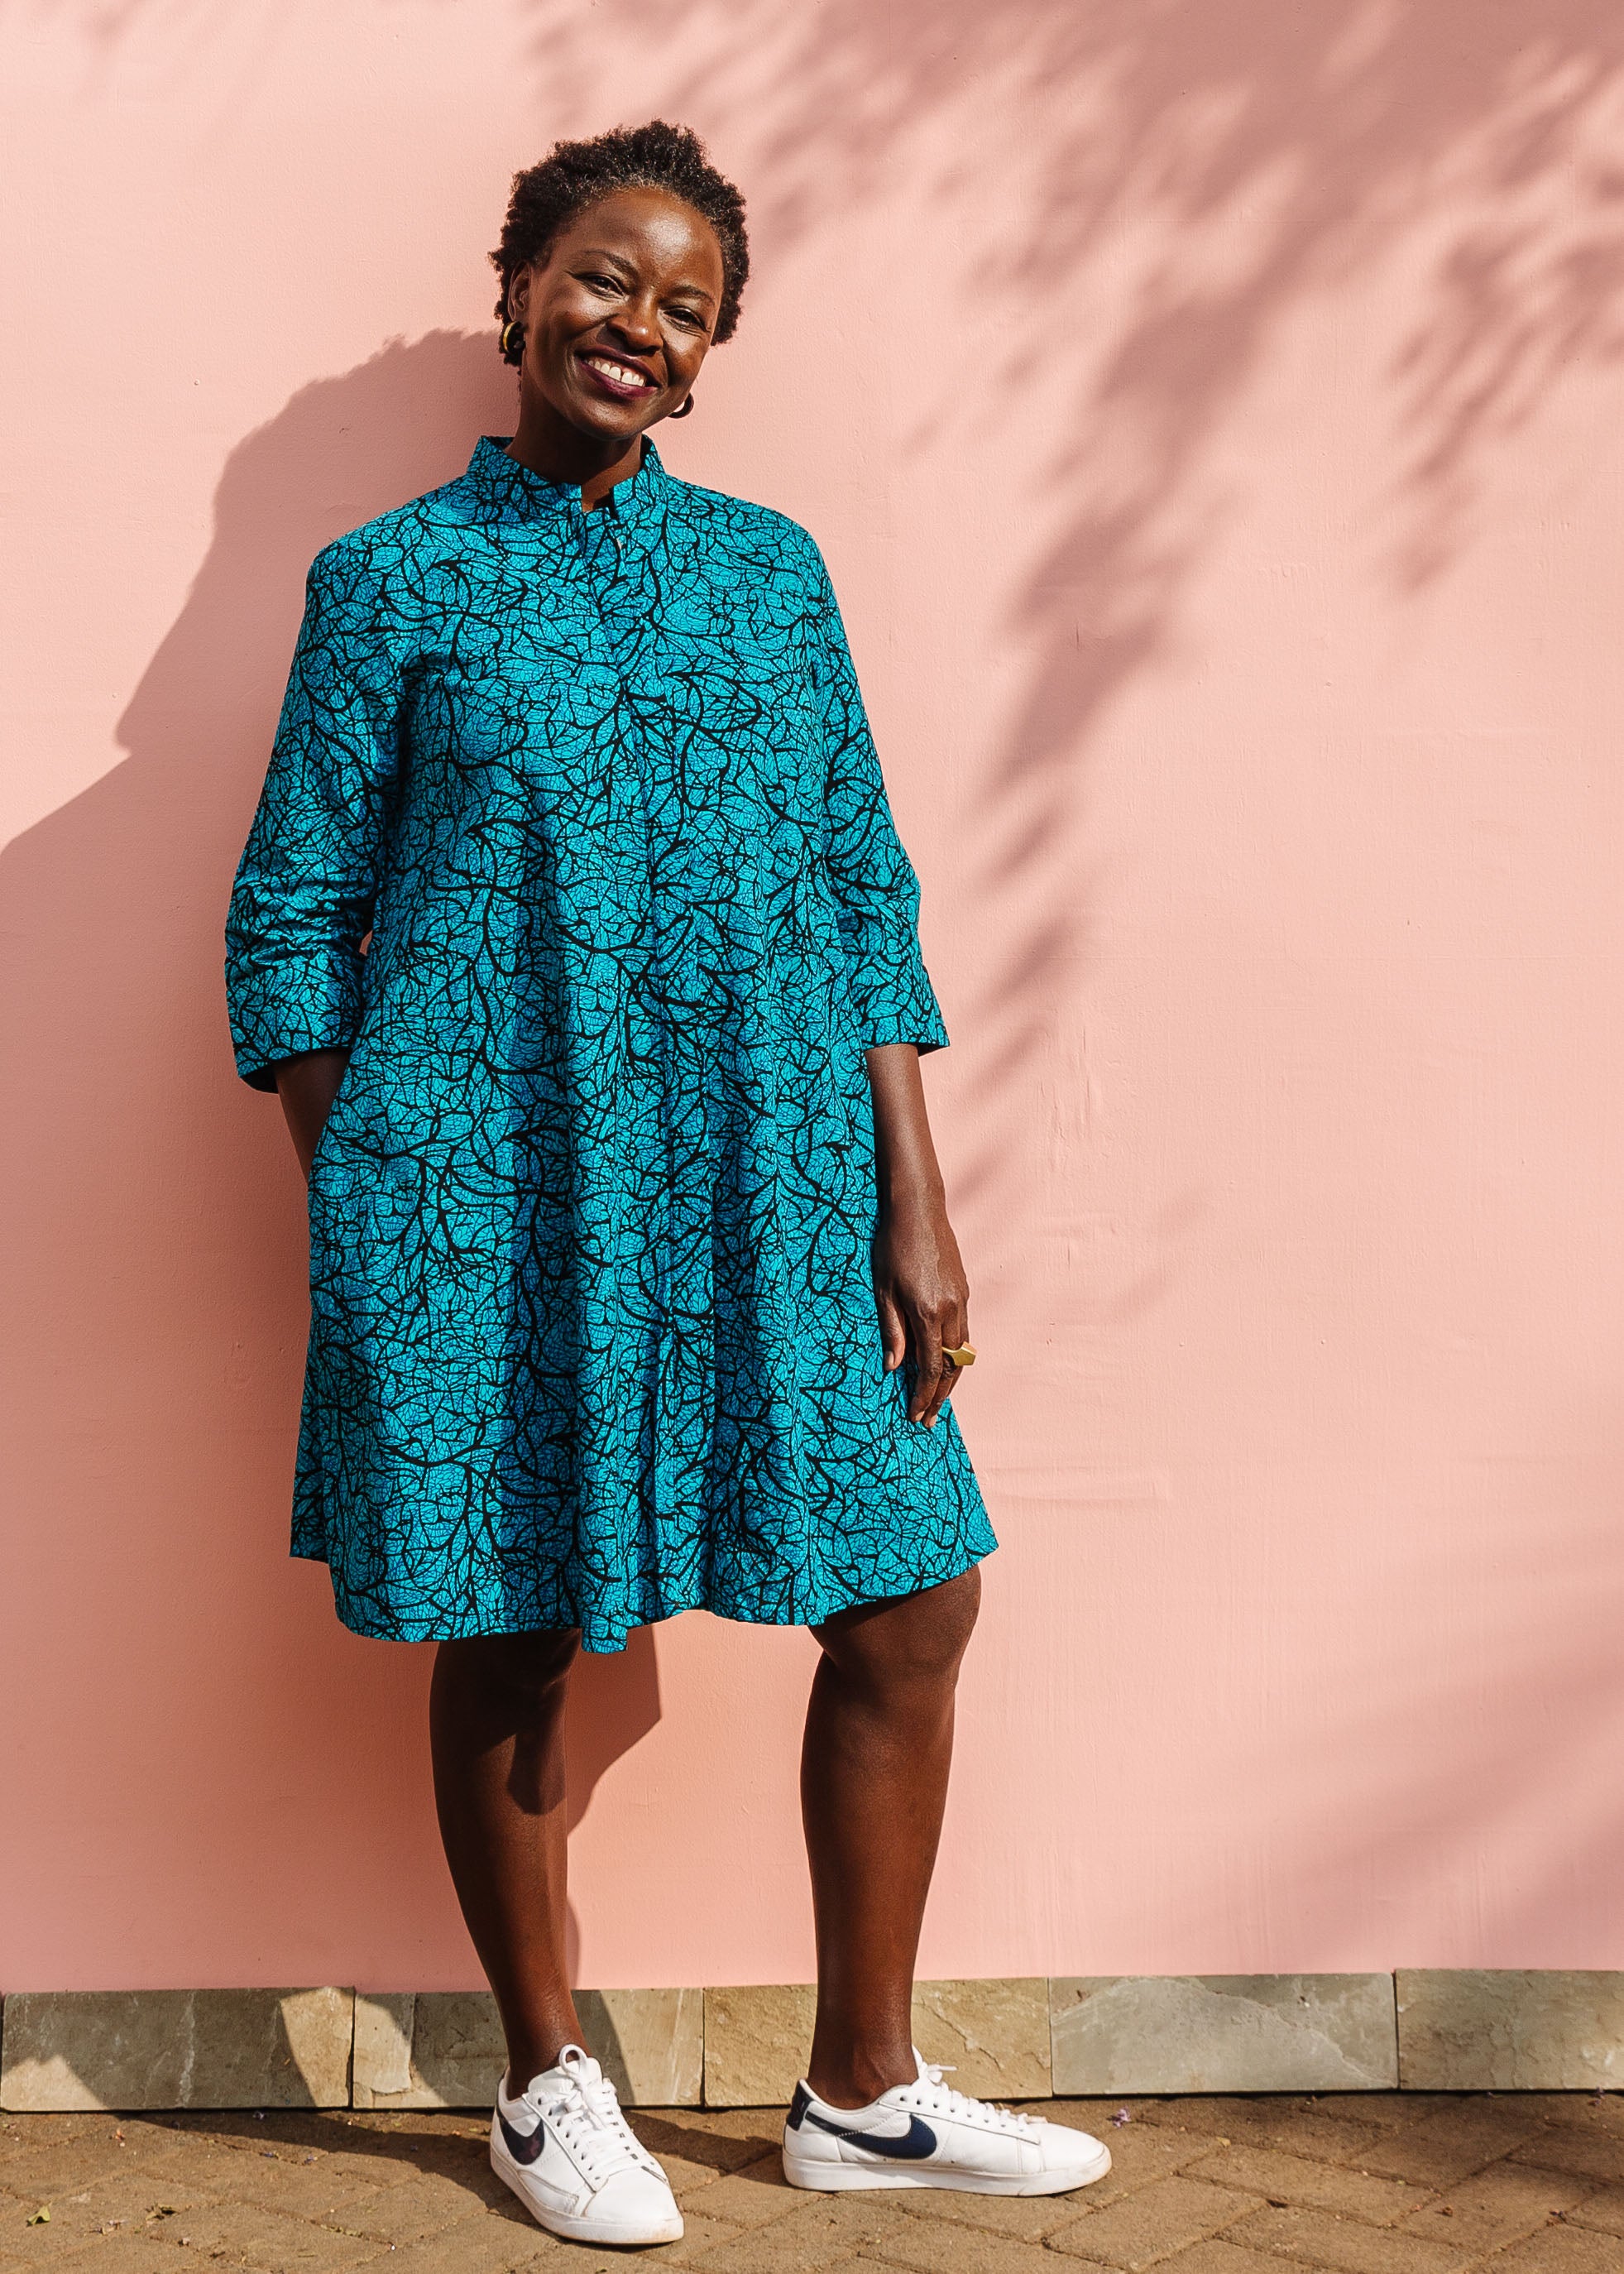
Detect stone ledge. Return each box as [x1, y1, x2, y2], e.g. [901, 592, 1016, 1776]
[3, 1974, 1617, 2109]
[700, 1976, 1052, 2107]
[1397, 1969, 1624, 2089]
[1051, 1974, 1400, 2094]
[352, 1987, 702, 2108]
[0, 1988, 353, 2111]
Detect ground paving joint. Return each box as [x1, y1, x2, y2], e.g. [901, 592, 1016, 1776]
[2, 2092, 1622, 2273]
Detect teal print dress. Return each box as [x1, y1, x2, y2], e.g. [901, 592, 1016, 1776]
[225, 434, 994, 1651]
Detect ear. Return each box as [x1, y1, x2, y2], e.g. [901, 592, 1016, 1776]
[506, 263, 535, 324]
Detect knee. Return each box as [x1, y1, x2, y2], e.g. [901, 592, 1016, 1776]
[816, 1567, 981, 1696]
[435, 1627, 579, 1728]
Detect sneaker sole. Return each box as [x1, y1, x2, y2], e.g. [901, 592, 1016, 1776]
[781, 2141, 1112, 2195]
[490, 2143, 684, 2243]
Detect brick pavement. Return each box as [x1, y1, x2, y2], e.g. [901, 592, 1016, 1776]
[3, 2091, 1623, 2274]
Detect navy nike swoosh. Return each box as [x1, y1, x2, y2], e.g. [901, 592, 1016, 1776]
[807, 2109, 937, 2160]
[496, 2108, 547, 2166]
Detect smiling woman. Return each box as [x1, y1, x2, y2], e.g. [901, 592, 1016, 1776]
[223, 118, 1099, 2251]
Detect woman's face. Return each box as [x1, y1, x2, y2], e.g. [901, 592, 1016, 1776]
[508, 187, 725, 444]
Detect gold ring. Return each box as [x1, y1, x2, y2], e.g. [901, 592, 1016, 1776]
[941, 1343, 977, 1370]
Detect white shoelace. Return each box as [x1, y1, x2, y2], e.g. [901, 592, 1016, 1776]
[900, 2059, 1041, 2136]
[525, 2046, 660, 2185]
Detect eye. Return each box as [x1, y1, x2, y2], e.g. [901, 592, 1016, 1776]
[578, 271, 620, 292]
[666, 306, 705, 330]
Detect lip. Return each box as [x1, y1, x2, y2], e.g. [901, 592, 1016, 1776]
[575, 348, 659, 403]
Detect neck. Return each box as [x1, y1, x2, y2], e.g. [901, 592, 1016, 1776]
[505, 395, 645, 513]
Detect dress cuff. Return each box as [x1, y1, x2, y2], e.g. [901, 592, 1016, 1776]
[228, 953, 362, 1091]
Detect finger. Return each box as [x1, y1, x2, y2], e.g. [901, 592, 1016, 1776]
[909, 1312, 946, 1425]
[874, 1286, 907, 1373]
[927, 1307, 970, 1426]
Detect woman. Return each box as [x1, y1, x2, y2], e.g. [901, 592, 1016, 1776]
[225, 121, 1108, 2249]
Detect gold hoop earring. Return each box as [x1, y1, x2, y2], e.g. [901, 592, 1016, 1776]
[669, 393, 696, 420]
[500, 319, 525, 360]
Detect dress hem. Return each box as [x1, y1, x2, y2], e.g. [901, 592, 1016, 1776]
[292, 1533, 997, 1653]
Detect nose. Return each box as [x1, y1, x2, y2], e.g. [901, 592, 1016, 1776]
[604, 293, 661, 355]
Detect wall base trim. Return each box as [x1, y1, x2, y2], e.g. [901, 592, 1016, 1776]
[2, 1973, 1620, 2112]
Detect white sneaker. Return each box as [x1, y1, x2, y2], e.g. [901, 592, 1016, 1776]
[782, 2048, 1112, 2195]
[489, 2043, 683, 2245]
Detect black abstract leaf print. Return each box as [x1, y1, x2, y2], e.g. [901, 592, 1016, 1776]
[224, 435, 994, 1651]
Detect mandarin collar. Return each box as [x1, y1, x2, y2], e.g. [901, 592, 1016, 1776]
[463, 432, 669, 527]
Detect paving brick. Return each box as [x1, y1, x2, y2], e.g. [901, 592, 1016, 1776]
[682, 2189, 874, 2267]
[1186, 2142, 1427, 2224]
[0, 2137, 146, 2203]
[1079, 2119, 1214, 2206]
[5, 2166, 217, 2249]
[24, 2242, 190, 2274]
[1137, 2101, 1389, 2166]
[1224, 2204, 1469, 2274]
[137, 2131, 411, 2209]
[0, 2191, 109, 2265]
[681, 2150, 800, 2229]
[1397, 2163, 1591, 2251]
[685, 2108, 789, 2145]
[210, 2144, 416, 2217]
[892, 2183, 1097, 2239]
[1046, 2175, 1262, 2267]
[1308, 2099, 1459, 2131]
[1516, 2130, 1624, 2185]
[1489, 2100, 1624, 2128]
[0, 2118, 179, 2172]
[327, 2168, 491, 2243]
[1132, 2243, 1318, 2274]
[1357, 2103, 1545, 2186]
[1042, 2101, 1162, 2130]
[857, 2203, 1053, 2270]
[631, 2112, 779, 2187]
[149, 2195, 383, 2268]
[1570, 2188, 1624, 2238]
[642, 2207, 746, 2262]
[1479, 2224, 1624, 2274]
[370, 2211, 560, 2271]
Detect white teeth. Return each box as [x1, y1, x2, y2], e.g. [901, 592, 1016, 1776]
[584, 354, 650, 388]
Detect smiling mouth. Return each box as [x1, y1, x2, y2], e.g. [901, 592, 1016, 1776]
[577, 350, 659, 399]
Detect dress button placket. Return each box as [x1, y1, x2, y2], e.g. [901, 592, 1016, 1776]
[572, 495, 679, 1518]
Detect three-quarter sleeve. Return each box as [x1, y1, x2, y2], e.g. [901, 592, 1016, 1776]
[801, 538, 950, 1053]
[224, 539, 405, 1091]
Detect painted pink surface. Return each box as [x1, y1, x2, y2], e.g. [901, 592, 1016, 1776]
[5, 2, 1624, 1991]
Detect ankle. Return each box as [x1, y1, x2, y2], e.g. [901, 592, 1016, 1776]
[502, 2028, 580, 2097]
[805, 2045, 917, 2110]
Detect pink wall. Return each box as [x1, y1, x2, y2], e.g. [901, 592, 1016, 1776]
[7, 1, 1624, 1993]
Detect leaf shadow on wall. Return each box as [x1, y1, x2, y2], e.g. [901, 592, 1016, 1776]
[0, 329, 659, 1984]
[515, 0, 1624, 1951]
[520, 0, 1624, 1250]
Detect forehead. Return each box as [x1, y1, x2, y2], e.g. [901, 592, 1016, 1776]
[549, 186, 724, 286]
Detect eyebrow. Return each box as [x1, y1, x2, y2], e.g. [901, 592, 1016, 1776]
[573, 247, 717, 307]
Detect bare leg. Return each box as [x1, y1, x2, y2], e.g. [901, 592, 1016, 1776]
[801, 1566, 982, 2108]
[429, 1628, 584, 2094]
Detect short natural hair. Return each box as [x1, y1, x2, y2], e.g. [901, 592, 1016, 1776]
[491, 120, 750, 359]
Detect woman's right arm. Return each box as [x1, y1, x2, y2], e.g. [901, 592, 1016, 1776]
[271, 1048, 351, 1183]
[224, 537, 404, 1109]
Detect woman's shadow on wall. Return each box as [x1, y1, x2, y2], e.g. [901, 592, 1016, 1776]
[0, 329, 657, 1979]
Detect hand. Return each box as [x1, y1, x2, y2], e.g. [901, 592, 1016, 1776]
[872, 1189, 972, 1429]
[271, 1048, 351, 1183]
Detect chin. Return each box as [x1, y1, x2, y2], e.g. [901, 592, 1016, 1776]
[566, 394, 650, 440]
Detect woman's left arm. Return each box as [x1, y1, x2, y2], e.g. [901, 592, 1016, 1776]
[867, 1042, 970, 1428]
